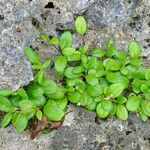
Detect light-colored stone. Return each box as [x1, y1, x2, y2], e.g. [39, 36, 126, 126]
[0, 0, 150, 149]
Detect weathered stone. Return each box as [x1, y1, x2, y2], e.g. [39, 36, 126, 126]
[85, 0, 150, 58]
[0, 125, 56, 150]
[0, 0, 150, 149]
[51, 0, 95, 14]
[0, 105, 150, 150]
[0, 0, 75, 89]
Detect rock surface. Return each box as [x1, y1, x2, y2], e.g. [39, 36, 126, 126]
[0, 0, 150, 149]
[0, 104, 150, 150]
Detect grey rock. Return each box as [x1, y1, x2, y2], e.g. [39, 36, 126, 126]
[85, 0, 150, 57]
[0, 0, 74, 89]
[0, 0, 150, 149]
[51, 0, 95, 14]
[51, 105, 150, 150]
[0, 125, 56, 150]
[0, 105, 150, 150]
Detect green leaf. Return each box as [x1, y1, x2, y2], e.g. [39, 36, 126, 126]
[120, 67, 128, 75]
[96, 102, 110, 118]
[87, 84, 103, 97]
[30, 96, 46, 107]
[32, 64, 42, 70]
[40, 33, 50, 43]
[75, 80, 86, 92]
[107, 47, 116, 57]
[141, 100, 150, 116]
[104, 58, 121, 71]
[144, 90, 150, 100]
[12, 113, 28, 131]
[24, 47, 40, 64]
[85, 100, 97, 111]
[101, 100, 112, 112]
[43, 100, 65, 121]
[67, 87, 75, 93]
[99, 78, 109, 88]
[117, 96, 127, 104]
[62, 47, 76, 56]
[0, 96, 14, 112]
[40, 78, 58, 95]
[54, 55, 67, 74]
[92, 48, 105, 58]
[140, 113, 148, 122]
[50, 37, 59, 45]
[68, 91, 81, 103]
[47, 87, 65, 99]
[86, 74, 98, 85]
[0, 89, 13, 96]
[36, 110, 43, 120]
[55, 97, 68, 110]
[73, 66, 84, 74]
[60, 31, 72, 50]
[79, 45, 89, 54]
[10, 95, 22, 107]
[67, 51, 81, 61]
[132, 79, 142, 94]
[106, 83, 124, 98]
[110, 103, 117, 116]
[78, 92, 88, 106]
[81, 55, 88, 68]
[106, 71, 125, 84]
[116, 51, 127, 64]
[87, 57, 102, 70]
[17, 88, 28, 100]
[27, 83, 44, 99]
[42, 59, 51, 69]
[145, 69, 150, 80]
[131, 66, 146, 79]
[116, 105, 128, 120]
[66, 78, 77, 87]
[95, 70, 106, 78]
[75, 16, 87, 35]
[126, 95, 140, 111]
[141, 84, 149, 93]
[129, 58, 143, 66]
[64, 67, 81, 79]
[26, 111, 35, 120]
[1, 112, 13, 128]
[36, 70, 44, 84]
[139, 110, 148, 122]
[128, 41, 141, 58]
[19, 100, 36, 112]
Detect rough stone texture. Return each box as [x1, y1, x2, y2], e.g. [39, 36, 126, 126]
[51, 0, 95, 13]
[85, 0, 150, 57]
[51, 105, 150, 150]
[0, 0, 150, 149]
[0, 125, 56, 150]
[0, 105, 150, 150]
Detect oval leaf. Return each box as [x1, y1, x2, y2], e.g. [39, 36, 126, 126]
[24, 47, 40, 64]
[54, 55, 67, 74]
[43, 100, 65, 121]
[126, 95, 140, 111]
[116, 105, 128, 120]
[106, 83, 124, 98]
[60, 31, 72, 50]
[1, 112, 13, 128]
[75, 16, 87, 35]
[12, 113, 28, 131]
[128, 41, 141, 58]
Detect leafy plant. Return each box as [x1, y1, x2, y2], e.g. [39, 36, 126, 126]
[0, 16, 150, 137]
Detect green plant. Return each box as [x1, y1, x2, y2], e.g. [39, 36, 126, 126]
[0, 16, 150, 136]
